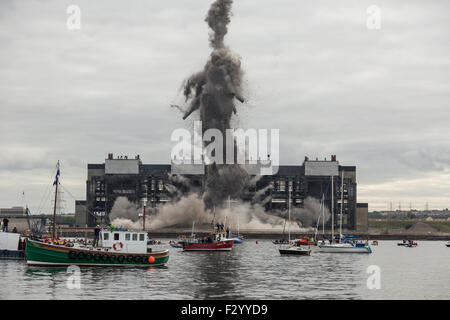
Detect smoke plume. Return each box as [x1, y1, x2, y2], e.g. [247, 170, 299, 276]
[176, 0, 248, 209]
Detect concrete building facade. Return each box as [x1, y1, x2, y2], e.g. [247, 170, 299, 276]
[76, 154, 368, 231]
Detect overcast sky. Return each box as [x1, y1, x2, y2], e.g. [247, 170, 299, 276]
[1, 0, 449, 213]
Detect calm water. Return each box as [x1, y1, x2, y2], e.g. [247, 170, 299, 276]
[0, 240, 448, 300]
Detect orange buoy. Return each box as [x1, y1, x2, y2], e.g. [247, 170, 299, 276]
[148, 256, 155, 263]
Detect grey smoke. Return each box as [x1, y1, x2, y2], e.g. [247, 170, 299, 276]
[177, 0, 248, 209]
[290, 196, 331, 228]
[109, 196, 140, 222]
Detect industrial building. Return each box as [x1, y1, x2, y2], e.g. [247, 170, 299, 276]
[75, 154, 368, 231]
[0, 207, 27, 217]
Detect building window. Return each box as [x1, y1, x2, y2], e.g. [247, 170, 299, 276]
[132, 234, 138, 241]
[158, 180, 164, 191]
[114, 233, 119, 241]
[139, 234, 145, 241]
[125, 233, 130, 241]
[279, 180, 285, 192]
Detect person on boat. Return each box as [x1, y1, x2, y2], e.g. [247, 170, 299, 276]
[2, 217, 9, 232]
[93, 225, 101, 247]
[12, 227, 18, 233]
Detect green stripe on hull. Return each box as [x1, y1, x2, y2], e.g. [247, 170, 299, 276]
[26, 240, 169, 267]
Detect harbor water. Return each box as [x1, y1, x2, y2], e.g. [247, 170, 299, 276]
[0, 240, 448, 300]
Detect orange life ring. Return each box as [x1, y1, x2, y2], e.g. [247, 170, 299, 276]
[113, 242, 124, 251]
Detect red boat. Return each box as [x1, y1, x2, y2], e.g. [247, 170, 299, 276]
[293, 237, 315, 246]
[182, 231, 234, 251]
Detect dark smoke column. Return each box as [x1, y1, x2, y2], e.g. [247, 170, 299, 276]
[180, 0, 248, 208]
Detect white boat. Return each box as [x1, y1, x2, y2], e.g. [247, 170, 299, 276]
[315, 172, 372, 254]
[278, 191, 311, 256]
[316, 241, 372, 253]
[446, 241, 450, 248]
[227, 196, 244, 244]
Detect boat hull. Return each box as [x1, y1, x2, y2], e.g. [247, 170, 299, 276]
[279, 248, 311, 255]
[25, 239, 169, 267]
[183, 240, 233, 251]
[316, 245, 372, 253]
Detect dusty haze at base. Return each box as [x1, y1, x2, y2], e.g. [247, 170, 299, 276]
[110, 194, 330, 232]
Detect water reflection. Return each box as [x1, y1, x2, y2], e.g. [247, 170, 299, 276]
[1, 240, 448, 299]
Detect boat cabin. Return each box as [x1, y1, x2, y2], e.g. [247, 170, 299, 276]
[0, 232, 25, 259]
[100, 229, 148, 254]
[213, 231, 229, 242]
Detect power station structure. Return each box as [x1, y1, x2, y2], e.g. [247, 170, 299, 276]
[75, 154, 368, 231]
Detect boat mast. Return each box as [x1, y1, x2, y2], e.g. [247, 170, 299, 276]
[288, 189, 291, 242]
[52, 161, 60, 240]
[314, 194, 323, 241]
[340, 170, 344, 241]
[191, 220, 195, 237]
[331, 175, 334, 242]
[322, 194, 325, 238]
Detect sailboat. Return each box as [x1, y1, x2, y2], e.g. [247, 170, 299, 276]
[278, 191, 311, 255]
[317, 171, 372, 254]
[226, 196, 244, 244]
[26, 162, 170, 266]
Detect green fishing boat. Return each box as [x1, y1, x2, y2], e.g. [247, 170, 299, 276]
[26, 161, 169, 267]
[26, 229, 169, 267]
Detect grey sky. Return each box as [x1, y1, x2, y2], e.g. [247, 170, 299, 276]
[0, 0, 449, 213]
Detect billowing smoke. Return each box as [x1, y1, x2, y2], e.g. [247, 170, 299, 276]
[271, 197, 331, 228]
[109, 196, 140, 222]
[175, 0, 248, 208]
[109, 194, 330, 232]
[149, 195, 328, 231]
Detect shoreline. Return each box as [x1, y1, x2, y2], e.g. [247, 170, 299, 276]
[50, 228, 450, 241]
